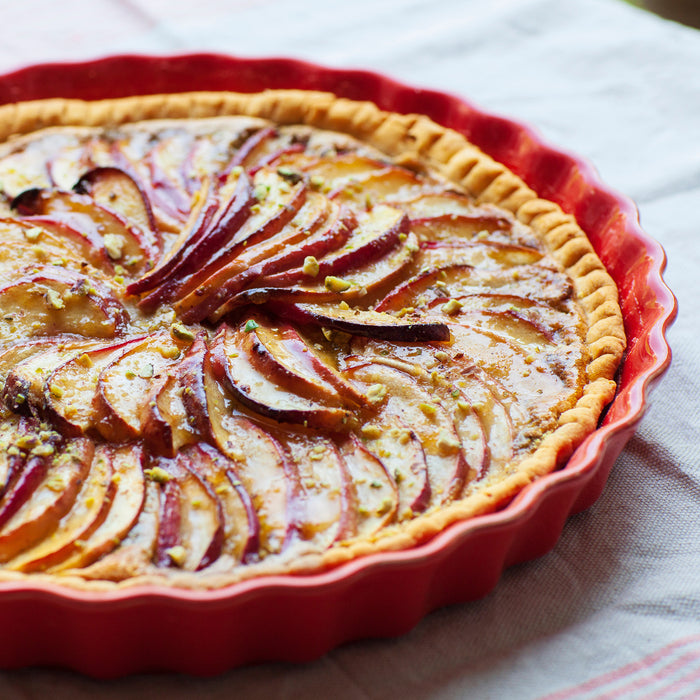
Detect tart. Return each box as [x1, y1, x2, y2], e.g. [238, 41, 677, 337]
[0, 90, 625, 590]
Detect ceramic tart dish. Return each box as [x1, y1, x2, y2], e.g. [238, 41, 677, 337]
[0, 55, 676, 677]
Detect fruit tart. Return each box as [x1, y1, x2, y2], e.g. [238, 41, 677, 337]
[0, 90, 625, 590]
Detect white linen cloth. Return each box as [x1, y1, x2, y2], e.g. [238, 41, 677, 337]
[0, 0, 697, 697]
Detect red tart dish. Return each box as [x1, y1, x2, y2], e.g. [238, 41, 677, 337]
[0, 54, 676, 677]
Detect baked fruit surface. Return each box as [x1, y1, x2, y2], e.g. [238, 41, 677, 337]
[0, 91, 625, 590]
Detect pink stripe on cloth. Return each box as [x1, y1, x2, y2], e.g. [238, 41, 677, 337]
[539, 636, 700, 700]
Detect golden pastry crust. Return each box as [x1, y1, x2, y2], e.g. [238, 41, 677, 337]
[0, 91, 625, 590]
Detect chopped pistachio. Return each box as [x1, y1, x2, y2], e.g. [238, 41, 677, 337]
[441, 298, 464, 316]
[395, 307, 415, 318]
[366, 383, 387, 404]
[276, 167, 302, 184]
[124, 370, 136, 380]
[302, 255, 320, 277]
[24, 226, 42, 242]
[360, 424, 382, 440]
[321, 327, 334, 342]
[103, 233, 125, 260]
[253, 183, 270, 201]
[419, 402, 437, 418]
[309, 445, 326, 461]
[435, 351, 450, 363]
[165, 545, 187, 567]
[324, 275, 352, 293]
[44, 471, 65, 489]
[144, 466, 171, 484]
[170, 321, 196, 342]
[244, 319, 260, 333]
[77, 353, 93, 368]
[377, 498, 394, 516]
[16, 434, 38, 450]
[159, 345, 181, 360]
[48, 384, 64, 399]
[45, 288, 65, 310]
[397, 428, 411, 445]
[137, 363, 154, 379]
[437, 431, 461, 455]
[338, 300, 350, 310]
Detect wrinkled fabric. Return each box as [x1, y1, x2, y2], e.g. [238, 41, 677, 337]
[0, 0, 698, 697]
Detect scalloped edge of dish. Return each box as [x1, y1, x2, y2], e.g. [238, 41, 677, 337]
[0, 53, 677, 677]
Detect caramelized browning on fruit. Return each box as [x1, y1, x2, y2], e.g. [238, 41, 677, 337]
[0, 114, 601, 585]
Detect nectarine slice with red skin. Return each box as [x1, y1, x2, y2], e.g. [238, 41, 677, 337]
[340, 434, 399, 536]
[74, 166, 159, 252]
[329, 166, 428, 206]
[0, 266, 129, 344]
[0, 337, 68, 390]
[97, 138, 184, 233]
[12, 187, 158, 275]
[279, 435, 357, 549]
[185, 442, 260, 565]
[248, 143, 306, 176]
[0, 438, 93, 562]
[6, 444, 116, 572]
[177, 204, 353, 322]
[259, 204, 407, 289]
[2, 339, 107, 417]
[198, 373, 293, 558]
[152, 454, 225, 571]
[140, 371, 194, 459]
[0, 453, 47, 534]
[145, 135, 194, 222]
[209, 325, 353, 432]
[141, 333, 209, 457]
[127, 176, 221, 295]
[246, 316, 366, 408]
[275, 302, 450, 343]
[297, 153, 389, 186]
[211, 229, 419, 316]
[418, 239, 544, 269]
[94, 333, 184, 443]
[347, 362, 467, 508]
[220, 126, 276, 177]
[45, 335, 148, 437]
[150, 169, 308, 313]
[178, 460, 226, 571]
[0, 216, 114, 274]
[0, 420, 28, 497]
[51, 443, 146, 573]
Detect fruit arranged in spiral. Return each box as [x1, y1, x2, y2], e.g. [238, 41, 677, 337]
[0, 118, 588, 582]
